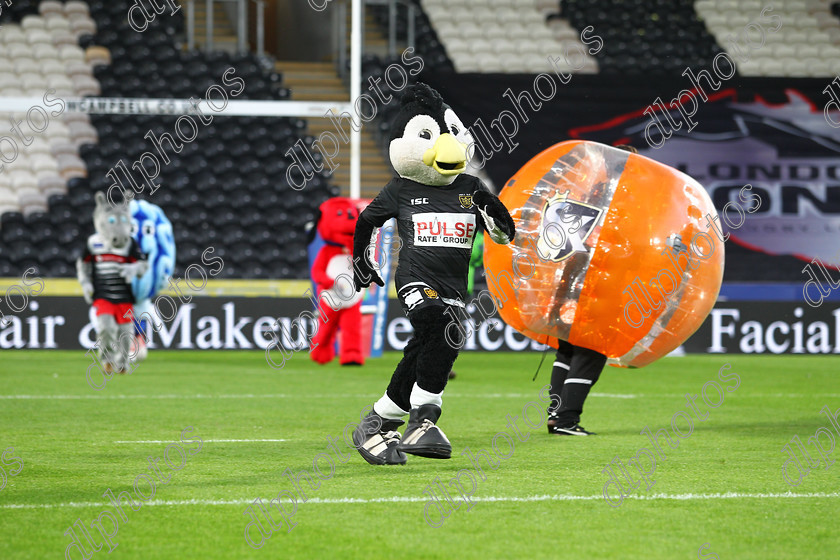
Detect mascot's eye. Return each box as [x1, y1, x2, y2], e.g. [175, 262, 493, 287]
[419, 129, 432, 140]
[450, 124, 460, 135]
[108, 216, 116, 224]
[337, 210, 343, 216]
[143, 224, 155, 236]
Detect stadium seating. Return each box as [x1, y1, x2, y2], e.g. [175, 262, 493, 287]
[696, 0, 840, 76]
[560, 0, 721, 74]
[0, 0, 336, 279]
[3, 0, 839, 280]
[0, 2, 100, 226]
[408, 0, 840, 77]
[420, 0, 598, 74]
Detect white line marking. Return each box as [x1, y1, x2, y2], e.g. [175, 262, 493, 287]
[113, 439, 287, 444]
[1, 393, 838, 401]
[0, 393, 641, 400]
[2, 492, 838, 509]
[0, 394, 297, 400]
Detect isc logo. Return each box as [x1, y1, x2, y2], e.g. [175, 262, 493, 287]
[411, 198, 429, 205]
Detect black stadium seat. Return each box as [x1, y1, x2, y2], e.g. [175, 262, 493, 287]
[563, 0, 721, 74]
[0, 1, 335, 280]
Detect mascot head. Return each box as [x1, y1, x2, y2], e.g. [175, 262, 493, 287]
[93, 191, 132, 250]
[316, 197, 360, 249]
[130, 199, 175, 302]
[388, 83, 474, 187]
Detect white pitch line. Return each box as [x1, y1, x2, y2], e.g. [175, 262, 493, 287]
[0, 393, 641, 400]
[1, 393, 838, 401]
[0, 394, 295, 400]
[2, 492, 838, 510]
[113, 439, 286, 443]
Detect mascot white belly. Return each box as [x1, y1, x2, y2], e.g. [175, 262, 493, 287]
[321, 254, 364, 309]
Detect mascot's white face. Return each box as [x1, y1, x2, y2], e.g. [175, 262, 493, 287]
[93, 191, 132, 250]
[390, 108, 473, 187]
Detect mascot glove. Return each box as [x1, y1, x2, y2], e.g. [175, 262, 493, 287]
[352, 255, 384, 292]
[473, 190, 515, 245]
[80, 281, 94, 304]
[119, 261, 148, 281]
[478, 206, 511, 245]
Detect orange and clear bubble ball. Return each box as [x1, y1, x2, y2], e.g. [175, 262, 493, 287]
[483, 140, 724, 368]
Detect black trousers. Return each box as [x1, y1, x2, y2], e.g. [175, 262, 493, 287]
[385, 305, 460, 412]
[548, 339, 606, 426]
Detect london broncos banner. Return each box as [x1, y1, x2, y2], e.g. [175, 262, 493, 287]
[424, 74, 840, 282]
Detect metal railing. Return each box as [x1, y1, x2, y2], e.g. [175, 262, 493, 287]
[335, 0, 417, 80]
[184, 0, 413, 66]
[371, 0, 417, 59]
[184, 0, 266, 56]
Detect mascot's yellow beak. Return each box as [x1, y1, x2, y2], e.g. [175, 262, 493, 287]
[422, 133, 467, 176]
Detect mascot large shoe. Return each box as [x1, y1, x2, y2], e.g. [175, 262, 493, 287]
[350, 83, 515, 465]
[352, 410, 407, 466]
[398, 404, 451, 459]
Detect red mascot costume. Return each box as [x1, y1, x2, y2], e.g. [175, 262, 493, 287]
[309, 197, 366, 366]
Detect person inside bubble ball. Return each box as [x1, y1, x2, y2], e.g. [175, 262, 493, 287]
[545, 144, 638, 436]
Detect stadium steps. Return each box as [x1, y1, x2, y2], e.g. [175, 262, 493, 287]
[344, 8, 391, 58]
[275, 61, 393, 199]
[190, 1, 238, 53]
[276, 6, 395, 198]
[276, 61, 347, 101]
[306, 120, 394, 199]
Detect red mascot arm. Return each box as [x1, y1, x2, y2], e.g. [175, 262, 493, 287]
[311, 246, 339, 289]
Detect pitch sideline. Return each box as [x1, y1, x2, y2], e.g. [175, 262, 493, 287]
[3, 492, 838, 509]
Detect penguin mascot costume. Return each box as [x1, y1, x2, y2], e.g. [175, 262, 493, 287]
[351, 83, 516, 465]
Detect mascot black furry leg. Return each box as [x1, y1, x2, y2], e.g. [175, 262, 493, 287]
[351, 83, 515, 465]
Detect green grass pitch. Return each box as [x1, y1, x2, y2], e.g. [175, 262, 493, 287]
[0, 351, 838, 559]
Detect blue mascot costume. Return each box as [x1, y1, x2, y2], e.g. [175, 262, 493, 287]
[129, 200, 175, 360]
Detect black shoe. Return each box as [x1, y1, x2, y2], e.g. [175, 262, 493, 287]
[397, 404, 451, 459]
[352, 411, 407, 465]
[547, 421, 595, 436]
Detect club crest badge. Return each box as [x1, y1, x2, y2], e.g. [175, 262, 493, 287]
[536, 190, 604, 262]
[459, 194, 473, 209]
[424, 288, 438, 298]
